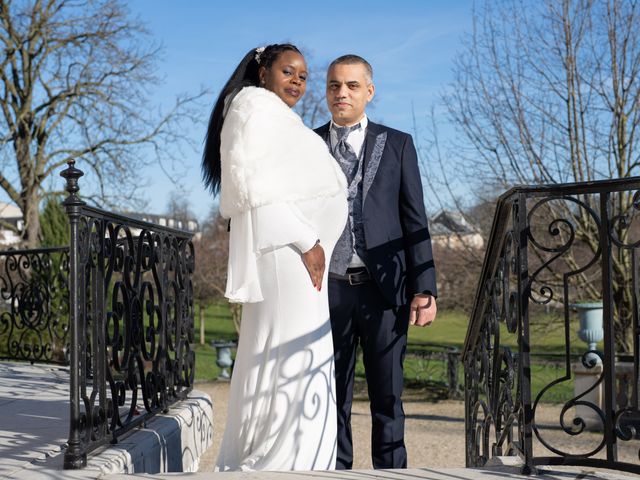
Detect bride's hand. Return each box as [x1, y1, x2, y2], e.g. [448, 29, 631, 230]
[302, 242, 325, 291]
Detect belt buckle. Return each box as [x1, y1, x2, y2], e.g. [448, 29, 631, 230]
[348, 271, 365, 286]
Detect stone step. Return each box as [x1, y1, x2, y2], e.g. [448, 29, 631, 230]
[101, 466, 636, 480]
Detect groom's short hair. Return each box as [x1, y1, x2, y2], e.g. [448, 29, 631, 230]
[328, 54, 373, 85]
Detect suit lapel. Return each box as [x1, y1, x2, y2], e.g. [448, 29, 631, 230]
[316, 122, 331, 148]
[362, 121, 387, 204]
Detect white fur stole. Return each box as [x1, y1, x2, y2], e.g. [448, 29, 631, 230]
[219, 86, 346, 218]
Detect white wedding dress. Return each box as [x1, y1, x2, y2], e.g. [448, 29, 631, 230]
[215, 193, 347, 471]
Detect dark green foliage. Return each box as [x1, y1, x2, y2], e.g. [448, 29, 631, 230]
[39, 197, 69, 248]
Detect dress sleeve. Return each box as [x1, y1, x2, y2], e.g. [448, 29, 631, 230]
[225, 203, 318, 304]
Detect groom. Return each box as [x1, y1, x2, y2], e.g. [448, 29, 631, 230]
[315, 55, 438, 470]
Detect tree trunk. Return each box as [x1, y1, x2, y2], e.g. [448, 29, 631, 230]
[21, 188, 40, 248]
[231, 303, 242, 336]
[15, 128, 40, 248]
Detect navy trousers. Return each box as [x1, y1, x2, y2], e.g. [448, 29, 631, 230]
[328, 277, 409, 469]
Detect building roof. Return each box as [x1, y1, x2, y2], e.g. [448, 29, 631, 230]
[430, 210, 480, 236]
[0, 201, 21, 219]
[121, 211, 200, 233]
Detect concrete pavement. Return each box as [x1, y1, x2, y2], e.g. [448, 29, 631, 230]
[0, 361, 212, 479]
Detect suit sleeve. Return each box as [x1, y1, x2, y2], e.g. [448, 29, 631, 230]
[399, 134, 438, 298]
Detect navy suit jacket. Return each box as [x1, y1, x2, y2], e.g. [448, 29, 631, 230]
[315, 120, 437, 307]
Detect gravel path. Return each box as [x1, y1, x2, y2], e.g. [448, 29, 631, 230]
[195, 381, 637, 472]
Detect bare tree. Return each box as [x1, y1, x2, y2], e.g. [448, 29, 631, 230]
[192, 208, 242, 344]
[192, 210, 225, 345]
[445, 0, 640, 187]
[0, 0, 205, 247]
[294, 54, 329, 128]
[165, 190, 195, 227]
[437, 0, 640, 351]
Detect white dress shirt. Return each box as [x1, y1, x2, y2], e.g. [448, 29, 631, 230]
[329, 114, 368, 159]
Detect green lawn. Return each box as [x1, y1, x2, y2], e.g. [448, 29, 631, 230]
[407, 309, 469, 346]
[192, 301, 590, 357]
[193, 302, 586, 403]
[192, 302, 238, 381]
[407, 308, 589, 354]
[196, 302, 239, 341]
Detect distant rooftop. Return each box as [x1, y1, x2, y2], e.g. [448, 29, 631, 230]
[0, 203, 200, 235]
[0, 201, 21, 219]
[122, 211, 199, 233]
[430, 210, 480, 236]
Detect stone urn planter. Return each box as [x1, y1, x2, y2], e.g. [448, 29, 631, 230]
[570, 301, 604, 366]
[211, 340, 237, 381]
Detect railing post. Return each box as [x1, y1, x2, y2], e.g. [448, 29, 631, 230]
[599, 191, 618, 462]
[447, 348, 461, 399]
[515, 193, 535, 474]
[61, 160, 87, 469]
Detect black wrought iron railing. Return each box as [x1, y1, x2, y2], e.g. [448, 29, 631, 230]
[463, 178, 640, 475]
[405, 342, 461, 399]
[0, 246, 70, 363]
[56, 161, 196, 469]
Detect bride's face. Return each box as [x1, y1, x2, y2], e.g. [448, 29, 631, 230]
[259, 51, 308, 107]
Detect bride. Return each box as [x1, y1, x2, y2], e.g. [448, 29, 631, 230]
[201, 43, 347, 471]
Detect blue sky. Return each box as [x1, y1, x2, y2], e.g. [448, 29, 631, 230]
[10, 1, 470, 221]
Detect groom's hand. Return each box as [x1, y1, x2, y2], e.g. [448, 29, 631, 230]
[410, 294, 437, 327]
[302, 242, 325, 291]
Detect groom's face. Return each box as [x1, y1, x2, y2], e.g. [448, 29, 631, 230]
[326, 63, 375, 126]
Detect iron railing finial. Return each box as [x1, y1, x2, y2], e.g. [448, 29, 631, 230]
[60, 160, 85, 208]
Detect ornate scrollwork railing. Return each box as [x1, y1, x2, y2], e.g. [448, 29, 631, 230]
[60, 161, 195, 469]
[463, 180, 640, 475]
[0, 247, 70, 363]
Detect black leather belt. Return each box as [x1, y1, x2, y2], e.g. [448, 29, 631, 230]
[329, 267, 371, 286]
